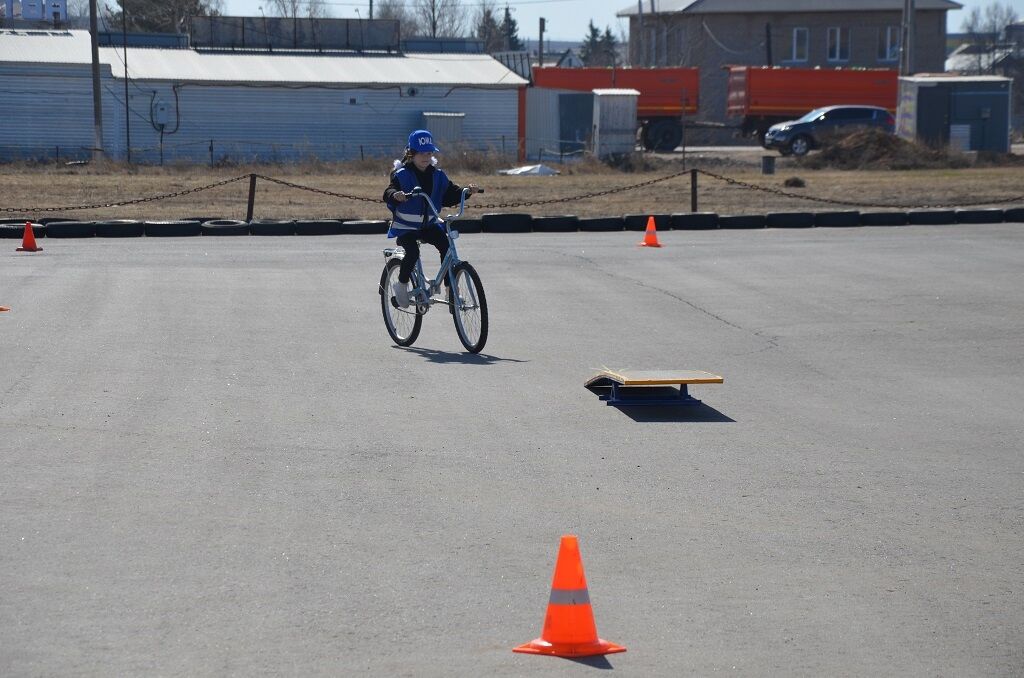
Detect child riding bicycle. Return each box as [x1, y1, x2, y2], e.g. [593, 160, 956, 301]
[383, 129, 480, 308]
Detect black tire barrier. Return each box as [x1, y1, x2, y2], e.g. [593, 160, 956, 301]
[765, 212, 815, 228]
[453, 218, 482, 234]
[249, 219, 296, 236]
[95, 219, 145, 237]
[295, 219, 345, 236]
[579, 216, 624, 232]
[532, 215, 579, 233]
[145, 220, 201, 237]
[718, 214, 766, 229]
[1004, 207, 1024, 223]
[46, 221, 96, 238]
[201, 219, 249, 236]
[908, 209, 957, 225]
[815, 211, 861, 227]
[1, 221, 45, 238]
[623, 214, 670, 232]
[340, 219, 388, 235]
[955, 208, 1005, 224]
[672, 212, 718, 230]
[859, 211, 908, 226]
[482, 213, 532, 233]
[184, 216, 225, 224]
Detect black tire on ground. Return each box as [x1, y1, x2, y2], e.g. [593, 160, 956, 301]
[452, 218, 482, 234]
[907, 210, 957, 225]
[295, 219, 345, 235]
[789, 134, 812, 156]
[201, 219, 250, 236]
[380, 257, 422, 347]
[1, 221, 45, 238]
[40, 217, 76, 226]
[671, 212, 719, 230]
[765, 212, 815, 228]
[340, 220, 389, 235]
[184, 216, 225, 225]
[623, 214, 670, 231]
[578, 217, 624, 232]
[45, 221, 96, 238]
[859, 211, 908, 226]
[955, 209, 1005, 224]
[449, 261, 488, 354]
[718, 214, 767, 229]
[531, 215, 579, 233]
[145, 220, 201, 237]
[95, 219, 145, 237]
[481, 213, 532, 233]
[1003, 207, 1024, 223]
[249, 219, 296, 235]
[815, 211, 861, 227]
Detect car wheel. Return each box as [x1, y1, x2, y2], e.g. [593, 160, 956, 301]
[789, 135, 811, 157]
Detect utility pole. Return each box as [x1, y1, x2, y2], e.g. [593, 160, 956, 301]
[122, 0, 131, 163]
[900, 0, 915, 76]
[538, 17, 545, 67]
[89, 0, 103, 161]
[369, 0, 373, 20]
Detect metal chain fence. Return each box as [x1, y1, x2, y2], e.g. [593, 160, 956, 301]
[3, 168, 1023, 215]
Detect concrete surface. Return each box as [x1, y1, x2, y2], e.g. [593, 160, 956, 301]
[1, 225, 1022, 676]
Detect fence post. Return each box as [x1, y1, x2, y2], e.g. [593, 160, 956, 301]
[690, 169, 698, 212]
[360, 145, 364, 161]
[209, 140, 214, 166]
[246, 173, 257, 222]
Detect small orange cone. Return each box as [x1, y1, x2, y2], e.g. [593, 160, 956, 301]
[639, 216, 661, 247]
[513, 535, 626, 658]
[16, 222, 42, 252]
[0, 306, 9, 312]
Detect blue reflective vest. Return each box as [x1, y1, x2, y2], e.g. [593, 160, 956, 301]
[387, 166, 451, 238]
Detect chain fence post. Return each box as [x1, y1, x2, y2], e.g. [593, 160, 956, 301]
[690, 169, 698, 212]
[246, 174, 257, 222]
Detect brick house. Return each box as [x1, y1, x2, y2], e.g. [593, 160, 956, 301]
[617, 0, 961, 139]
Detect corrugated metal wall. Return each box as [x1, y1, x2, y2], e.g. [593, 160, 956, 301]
[0, 63, 520, 163]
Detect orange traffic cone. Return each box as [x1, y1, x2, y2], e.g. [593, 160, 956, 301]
[513, 535, 626, 658]
[639, 216, 661, 248]
[16, 222, 42, 252]
[0, 306, 9, 312]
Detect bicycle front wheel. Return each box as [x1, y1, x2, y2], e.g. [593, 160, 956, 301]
[449, 262, 488, 353]
[380, 258, 422, 347]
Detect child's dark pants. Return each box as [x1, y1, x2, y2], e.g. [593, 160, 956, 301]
[396, 226, 449, 284]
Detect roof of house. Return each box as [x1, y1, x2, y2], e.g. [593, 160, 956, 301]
[0, 29, 528, 87]
[945, 43, 1018, 72]
[618, 0, 961, 18]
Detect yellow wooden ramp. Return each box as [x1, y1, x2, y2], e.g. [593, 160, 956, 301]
[585, 369, 723, 406]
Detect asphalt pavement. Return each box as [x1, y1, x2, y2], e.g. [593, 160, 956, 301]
[2, 225, 1022, 676]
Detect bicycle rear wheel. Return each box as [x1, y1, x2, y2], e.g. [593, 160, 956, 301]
[380, 258, 422, 347]
[449, 262, 488, 353]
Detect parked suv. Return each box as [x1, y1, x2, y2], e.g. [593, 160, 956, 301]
[763, 105, 895, 156]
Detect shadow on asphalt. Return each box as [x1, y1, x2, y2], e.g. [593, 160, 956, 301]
[401, 346, 529, 365]
[565, 655, 615, 669]
[609, 402, 734, 423]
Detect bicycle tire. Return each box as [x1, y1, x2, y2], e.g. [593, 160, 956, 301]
[449, 262, 488, 353]
[380, 258, 422, 347]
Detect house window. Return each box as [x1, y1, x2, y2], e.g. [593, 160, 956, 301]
[791, 27, 808, 62]
[827, 27, 850, 62]
[877, 26, 900, 62]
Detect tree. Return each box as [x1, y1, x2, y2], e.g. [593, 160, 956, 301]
[269, 0, 330, 19]
[579, 21, 601, 65]
[105, 0, 223, 33]
[961, 1, 1019, 73]
[410, 0, 465, 38]
[374, 0, 411, 26]
[500, 5, 522, 51]
[599, 26, 618, 67]
[474, 1, 503, 53]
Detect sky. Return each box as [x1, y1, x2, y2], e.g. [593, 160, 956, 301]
[220, 0, 1024, 42]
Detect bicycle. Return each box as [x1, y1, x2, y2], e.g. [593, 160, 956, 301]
[378, 186, 489, 353]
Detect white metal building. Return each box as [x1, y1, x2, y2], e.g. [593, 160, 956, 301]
[0, 29, 527, 163]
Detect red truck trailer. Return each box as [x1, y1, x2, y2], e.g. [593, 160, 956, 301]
[726, 66, 898, 141]
[532, 67, 699, 151]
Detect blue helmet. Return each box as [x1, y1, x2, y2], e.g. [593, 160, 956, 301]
[407, 129, 440, 153]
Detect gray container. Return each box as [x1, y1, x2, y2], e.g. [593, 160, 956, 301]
[897, 75, 1012, 152]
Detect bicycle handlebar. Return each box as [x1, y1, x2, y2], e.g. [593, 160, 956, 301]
[402, 186, 482, 224]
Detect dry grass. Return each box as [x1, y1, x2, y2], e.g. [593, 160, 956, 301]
[1, 152, 1023, 222]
